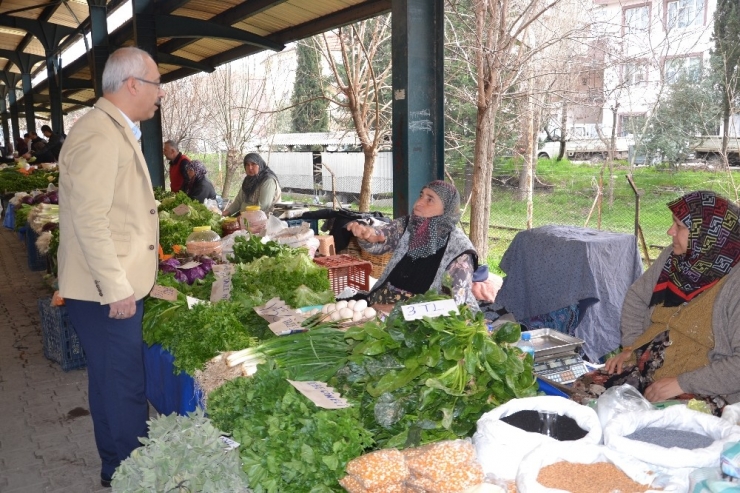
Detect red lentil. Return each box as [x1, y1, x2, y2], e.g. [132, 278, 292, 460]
[536, 461, 651, 493]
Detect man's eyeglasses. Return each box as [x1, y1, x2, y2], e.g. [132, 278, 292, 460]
[124, 77, 162, 89]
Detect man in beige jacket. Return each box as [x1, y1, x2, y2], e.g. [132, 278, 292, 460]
[57, 46, 164, 488]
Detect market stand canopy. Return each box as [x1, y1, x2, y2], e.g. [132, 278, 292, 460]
[0, 0, 391, 175]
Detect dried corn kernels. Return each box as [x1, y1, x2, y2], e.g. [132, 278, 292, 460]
[345, 448, 409, 489]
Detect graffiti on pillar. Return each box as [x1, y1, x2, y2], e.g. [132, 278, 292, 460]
[409, 109, 433, 133]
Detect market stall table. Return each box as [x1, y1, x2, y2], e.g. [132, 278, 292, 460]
[494, 225, 643, 362]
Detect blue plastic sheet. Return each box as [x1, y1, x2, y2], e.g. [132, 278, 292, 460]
[143, 343, 203, 415]
[3, 202, 14, 229]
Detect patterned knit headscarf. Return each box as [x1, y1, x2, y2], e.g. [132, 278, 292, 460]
[184, 160, 208, 194]
[407, 180, 461, 260]
[651, 190, 740, 307]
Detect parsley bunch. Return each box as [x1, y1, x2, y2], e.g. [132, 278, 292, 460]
[208, 364, 374, 493]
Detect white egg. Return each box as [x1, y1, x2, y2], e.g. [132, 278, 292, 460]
[352, 311, 363, 322]
[347, 300, 356, 310]
[330, 311, 342, 321]
[354, 300, 368, 312]
[339, 307, 354, 320]
[310, 308, 320, 315]
[325, 303, 336, 314]
[363, 307, 376, 319]
[335, 300, 348, 310]
[321, 304, 330, 314]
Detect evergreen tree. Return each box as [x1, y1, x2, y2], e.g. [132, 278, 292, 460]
[710, 0, 740, 155]
[291, 40, 329, 133]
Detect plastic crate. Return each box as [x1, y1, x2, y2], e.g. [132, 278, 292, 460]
[37, 298, 87, 371]
[285, 218, 319, 235]
[25, 224, 47, 271]
[314, 254, 372, 295]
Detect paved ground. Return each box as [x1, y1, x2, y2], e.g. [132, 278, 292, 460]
[0, 225, 144, 492]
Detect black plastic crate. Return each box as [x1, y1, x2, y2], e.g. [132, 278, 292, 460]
[38, 298, 87, 371]
[26, 224, 47, 271]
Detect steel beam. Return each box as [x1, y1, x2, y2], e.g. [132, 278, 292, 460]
[88, 0, 110, 98]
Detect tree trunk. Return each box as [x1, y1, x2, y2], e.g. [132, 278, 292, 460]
[469, 104, 495, 261]
[358, 147, 377, 212]
[557, 100, 568, 161]
[221, 148, 241, 199]
[722, 104, 731, 167]
[608, 108, 617, 206]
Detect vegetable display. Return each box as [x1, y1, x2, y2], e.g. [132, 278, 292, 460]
[332, 293, 538, 449]
[207, 364, 374, 493]
[0, 169, 58, 193]
[158, 192, 222, 253]
[111, 409, 251, 493]
[229, 234, 293, 264]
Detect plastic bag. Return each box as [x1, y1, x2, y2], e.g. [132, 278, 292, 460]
[596, 384, 655, 428]
[722, 404, 740, 427]
[603, 405, 740, 486]
[516, 442, 660, 493]
[272, 222, 315, 249]
[473, 396, 602, 480]
[264, 214, 288, 237]
[722, 442, 740, 479]
[219, 229, 249, 262]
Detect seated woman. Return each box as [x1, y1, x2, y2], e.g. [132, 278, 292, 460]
[573, 191, 740, 413]
[183, 160, 217, 204]
[347, 180, 478, 312]
[222, 152, 281, 216]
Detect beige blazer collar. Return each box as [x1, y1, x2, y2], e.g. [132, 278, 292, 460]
[93, 97, 154, 186]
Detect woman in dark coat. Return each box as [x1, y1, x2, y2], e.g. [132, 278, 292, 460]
[183, 160, 217, 203]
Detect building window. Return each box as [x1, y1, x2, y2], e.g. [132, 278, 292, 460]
[625, 5, 649, 34]
[667, 0, 704, 28]
[623, 62, 648, 86]
[619, 114, 646, 137]
[664, 56, 702, 84]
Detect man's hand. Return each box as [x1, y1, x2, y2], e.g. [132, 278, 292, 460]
[644, 377, 683, 402]
[346, 222, 385, 243]
[109, 295, 136, 319]
[604, 350, 634, 374]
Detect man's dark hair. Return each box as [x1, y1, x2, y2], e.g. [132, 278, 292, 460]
[23, 133, 30, 138]
[40, 125, 52, 133]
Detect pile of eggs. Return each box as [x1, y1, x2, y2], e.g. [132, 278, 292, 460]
[303, 300, 377, 322]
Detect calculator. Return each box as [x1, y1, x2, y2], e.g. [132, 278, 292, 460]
[533, 355, 589, 384]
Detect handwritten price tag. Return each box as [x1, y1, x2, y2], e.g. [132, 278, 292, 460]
[219, 436, 240, 452]
[186, 295, 209, 309]
[172, 203, 190, 216]
[149, 284, 178, 301]
[287, 380, 350, 409]
[254, 298, 297, 323]
[401, 299, 458, 321]
[268, 315, 307, 336]
[178, 260, 201, 270]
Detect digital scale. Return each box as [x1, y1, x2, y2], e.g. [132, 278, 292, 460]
[528, 328, 589, 385]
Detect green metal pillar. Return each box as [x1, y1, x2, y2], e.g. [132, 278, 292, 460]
[87, 0, 110, 99]
[21, 73, 36, 133]
[46, 54, 63, 133]
[8, 86, 21, 143]
[133, 0, 165, 188]
[391, 0, 445, 217]
[0, 90, 10, 152]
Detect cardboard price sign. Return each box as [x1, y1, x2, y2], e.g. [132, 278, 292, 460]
[401, 299, 458, 321]
[268, 315, 307, 336]
[172, 203, 190, 216]
[210, 264, 234, 302]
[287, 380, 350, 409]
[186, 295, 209, 309]
[254, 298, 296, 323]
[149, 284, 178, 301]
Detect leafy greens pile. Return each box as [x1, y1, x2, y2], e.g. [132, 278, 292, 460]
[208, 364, 374, 493]
[158, 192, 222, 252]
[232, 251, 333, 307]
[229, 234, 293, 264]
[112, 409, 251, 493]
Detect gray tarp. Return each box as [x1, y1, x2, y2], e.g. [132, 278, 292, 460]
[495, 225, 644, 361]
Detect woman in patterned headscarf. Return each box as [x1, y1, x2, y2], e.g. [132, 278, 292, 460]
[573, 191, 740, 413]
[347, 180, 478, 311]
[183, 160, 216, 203]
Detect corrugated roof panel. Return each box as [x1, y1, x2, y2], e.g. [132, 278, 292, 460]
[48, 3, 90, 28]
[0, 33, 24, 51]
[23, 38, 45, 57]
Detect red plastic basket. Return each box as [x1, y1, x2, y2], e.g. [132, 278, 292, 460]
[314, 254, 372, 295]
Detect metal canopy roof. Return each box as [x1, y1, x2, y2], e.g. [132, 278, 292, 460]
[0, 0, 391, 117]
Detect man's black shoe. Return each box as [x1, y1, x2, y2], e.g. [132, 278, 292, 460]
[101, 475, 112, 488]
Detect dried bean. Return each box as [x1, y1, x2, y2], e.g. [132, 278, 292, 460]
[344, 449, 409, 489]
[625, 426, 714, 450]
[537, 461, 649, 493]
